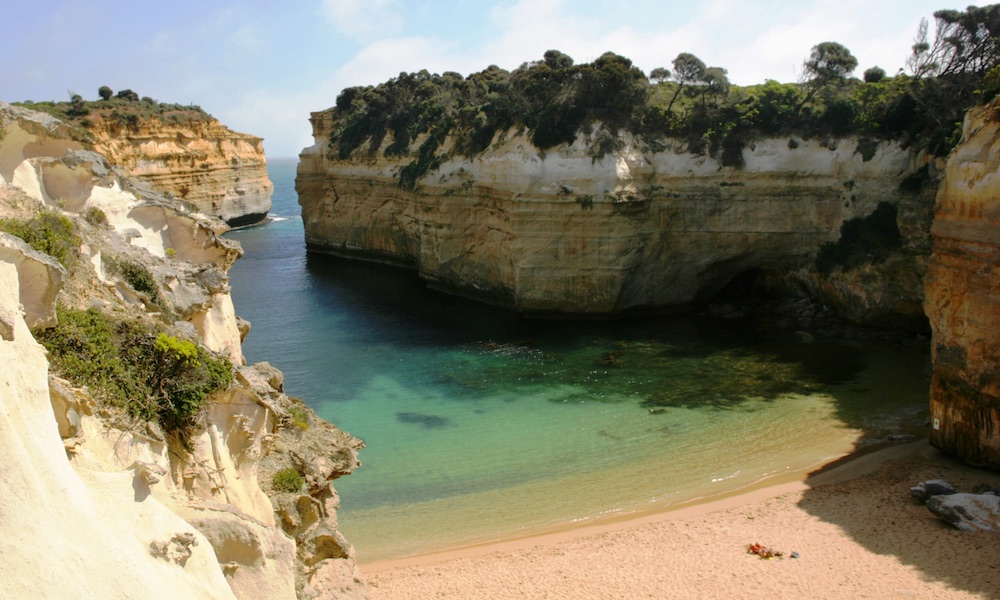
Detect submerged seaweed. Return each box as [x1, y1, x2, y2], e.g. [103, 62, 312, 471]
[396, 411, 451, 429]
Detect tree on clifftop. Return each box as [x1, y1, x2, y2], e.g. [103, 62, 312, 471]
[907, 5, 1000, 78]
[796, 41, 858, 112]
[668, 53, 706, 112]
[649, 67, 671, 84]
[98, 86, 113, 101]
[115, 89, 140, 102]
[543, 49, 574, 70]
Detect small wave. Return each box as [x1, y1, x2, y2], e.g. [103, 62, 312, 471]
[710, 470, 741, 483]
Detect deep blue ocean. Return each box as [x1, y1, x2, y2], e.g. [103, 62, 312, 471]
[226, 157, 929, 563]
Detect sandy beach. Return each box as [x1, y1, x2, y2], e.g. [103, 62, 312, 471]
[364, 441, 1000, 599]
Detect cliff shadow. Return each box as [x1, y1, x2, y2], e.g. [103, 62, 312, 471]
[795, 442, 1000, 597]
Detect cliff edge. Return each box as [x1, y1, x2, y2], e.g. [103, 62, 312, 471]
[16, 98, 272, 227]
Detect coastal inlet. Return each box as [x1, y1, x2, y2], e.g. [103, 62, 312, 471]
[227, 158, 929, 563]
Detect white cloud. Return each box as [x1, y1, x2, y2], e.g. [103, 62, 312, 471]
[223, 36, 465, 157]
[222, 80, 345, 158]
[322, 0, 404, 40]
[335, 36, 466, 87]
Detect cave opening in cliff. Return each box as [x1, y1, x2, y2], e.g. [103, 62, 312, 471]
[707, 267, 778, 309]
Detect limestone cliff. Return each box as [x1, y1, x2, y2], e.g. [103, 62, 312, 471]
[0, 103, 364, 599]
[299, 111, 931, 322]
[27, 102, 273, 227]
[0, 234, 238, 599]
[925, 99, 1000, 468]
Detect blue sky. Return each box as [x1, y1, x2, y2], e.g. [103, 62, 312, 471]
[3, 0, 973, 157]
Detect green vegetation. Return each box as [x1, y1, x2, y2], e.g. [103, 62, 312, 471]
[0, 209, 79, 266]
[84, 206, 108, 227]
[287, 399, 311, 431]
[37, 307, 232, 440]
[16, 85, 210, 132]
[328, 5, 999, 186]
[105, 256, 162, 305]
[272, 467, 305, 493]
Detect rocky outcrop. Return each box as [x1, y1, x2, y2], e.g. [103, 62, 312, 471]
[925, 99, 1000, 468]
[1, 103, 364, 598]
[299, 112, 930, 320]
[13, 102, 272, 227]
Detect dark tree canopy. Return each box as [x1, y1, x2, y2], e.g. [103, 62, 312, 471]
[803, 42, 858, 83]
[543, 49, 574, 70]
[668, 52, 707, 111]
[908, 5, 1000, 78]
[795, 41, 858, 113]
[98, 86, 113, 101]
[701, 67, 731, 105]
[672, 53, 707, 85]
[863, 66, 887, 83]
[115, 89, 140, 102]
[649, 67, 671, 83]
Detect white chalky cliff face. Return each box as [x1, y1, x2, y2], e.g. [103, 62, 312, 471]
[0, 103, 365, 600]
[298, 110, 923, 316]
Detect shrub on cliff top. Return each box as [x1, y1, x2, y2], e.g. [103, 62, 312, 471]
[329, 5, 997, 183]
[15, 93, 211, 132]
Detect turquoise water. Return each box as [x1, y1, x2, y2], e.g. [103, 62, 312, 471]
[227, 158, 930, 563]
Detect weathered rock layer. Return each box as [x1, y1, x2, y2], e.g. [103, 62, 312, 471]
[299, 112, 929, 320]
[925, 99, 1000, 468]
[85, 112, 272, 226]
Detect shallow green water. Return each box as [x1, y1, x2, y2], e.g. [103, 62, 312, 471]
[227, 158, 930, 563]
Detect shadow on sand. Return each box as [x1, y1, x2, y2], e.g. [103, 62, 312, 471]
[798, 442, 1000, 597]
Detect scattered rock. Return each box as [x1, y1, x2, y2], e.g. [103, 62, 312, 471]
[926, 493, 1000, 532]
[149, 532, 198, 566]
[910, 479, 956, 503]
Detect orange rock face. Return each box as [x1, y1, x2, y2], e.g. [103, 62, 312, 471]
[925, 100, 1000, 468]
[87, 114, 272, 226]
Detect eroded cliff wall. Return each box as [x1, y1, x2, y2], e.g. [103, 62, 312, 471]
[0, 103, 364, 599]
[84, 111, 272, 227]
[299, 111, 930, 321]
[925, 99, 1000, 468]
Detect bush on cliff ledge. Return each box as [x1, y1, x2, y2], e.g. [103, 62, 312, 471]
[37, 307, 232, 440]
[0, 209, 79, 267]
[272, 468, 305, 493]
